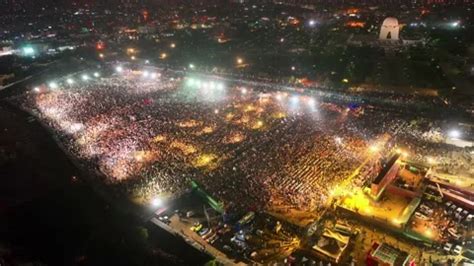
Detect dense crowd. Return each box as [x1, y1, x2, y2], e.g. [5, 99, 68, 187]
[12, 68, 469, 215]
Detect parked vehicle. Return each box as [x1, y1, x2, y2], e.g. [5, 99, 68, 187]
[453, 245, 462, 255]
[190, 222, 203, 232]
[448, 205, 457, 215]
[202, 229, 214, 240]
[466, 214, 473, 223]
[445, 201, 453, 208]
[198, 227, 210, 236]
[443, 243, 453, 252]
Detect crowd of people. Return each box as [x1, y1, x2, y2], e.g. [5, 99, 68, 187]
[11, 67, 468, 218]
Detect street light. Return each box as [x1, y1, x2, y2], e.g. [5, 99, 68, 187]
[189, 63, 195, 69]
[170, 43, 176, 48]
[291, 66, 296, 71]
[116, 66, 123, 73]
[93, 72, 100, 77]
[308, 19, 316, 27]
[237, 57, 243, 64]
[81, 74, 89, 81]
[67, 78, 74, 84]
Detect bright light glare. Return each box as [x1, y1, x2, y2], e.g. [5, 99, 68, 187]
[93, 72, 100, 77]
[308, 97, 316, 106]
[23, 46, 35, 55]
[214, 109, 219, 114]
[170, 43, 176, 48]
[81, 74, 89, 81]
[33, 87, 40, 93]
[217, 83, 224, 90]
[241, 88, 247, 94]
[237, 57, 243, 64]
[151, 73, 157, 79]
[70, 123, 83, 133]
[451, 21, 460, 27]
[448, 129, 461, 138]
[427, 157, 436, 165]
[66, 78, 74, 84]
[195, 80, 202, 88]
[142, 71, 150, 78]
[335, 137, 342, 144]
[309, 20, 316, 26]
[151, 197, 162, 207]
[187, 78, 195, 86]
[189, 63, 195, 69]
[291, 95, 299, 104]
[276, 94, 283, 101]
[369, 145, 379, 152]
[49, 82, 58, 89]
[116, 66, 123, 73]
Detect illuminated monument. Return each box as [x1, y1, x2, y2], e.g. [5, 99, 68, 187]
[379, 17, 400, 41]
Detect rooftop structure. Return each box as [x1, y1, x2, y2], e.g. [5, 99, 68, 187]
[367, 242, 413, 266]
[379, 17, 400, 41]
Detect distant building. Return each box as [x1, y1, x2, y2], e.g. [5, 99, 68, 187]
[379, 17, 400, 41]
